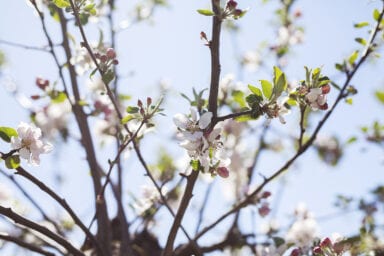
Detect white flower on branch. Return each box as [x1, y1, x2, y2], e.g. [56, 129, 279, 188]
[174, 108, 231, 177]
[133, 185, 167, 216]
[35, 100, 71, 140]
[11, 122, 53, 166]
[286, 204, 319, 248]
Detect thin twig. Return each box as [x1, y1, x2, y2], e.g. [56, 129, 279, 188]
[195, 181, 215, 235]
[0, 164, 98, 252]
[0, 169, 64, 236]
[0, 39, 50, 52]
[0, 233, 55, 256]
[0, 205, 84, 256]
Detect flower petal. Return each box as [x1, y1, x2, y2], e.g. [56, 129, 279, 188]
[199, 112, 212, 129]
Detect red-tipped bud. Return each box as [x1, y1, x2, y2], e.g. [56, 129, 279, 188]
[35, 77, 49, 90]
[100, 55, 108, 63]
[258, 203, 271, 217]
[290, 248, 301, 256]
[321, 84, 331, 94]
[233, 9, 243, 17]
[293, 9, 302, 18]
[106, 48, 116, 59]
[261, 191, 272, 199]
[112, 59, 119, 65]
[333, 242, 344, 254]
[137, 99, 143, 107]
[217, 167, 229, 178]
[94, 52, 101, 59]
[226, 0, 238, 9]
[31, 95, 41, 100]
[312, 246, 322, 255]
[200, 31, 207, 41]
[320, 237, 332, 248]
[147, 97, 152, 106]
[319, 103, 328, 110]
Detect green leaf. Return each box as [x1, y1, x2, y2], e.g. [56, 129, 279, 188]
[52, 0, 71, 8]
[197, 9, 215, 16]
[121, 115, 135, 124]
[354, 22, 369, 28]
[335, 63, 344, 71]
[260, 80, 273, 99]
[345, 98, 353, 105]
[246, 94, 262, 106]
[118, 94, 132, 101]
[89, 67, 98, 79]
[190, 159, 200, 171]
[77, 100, 89, 106]
[373, 9, 380, 21]
[355, 38, 367, 46]
[102, 70, 115, 84]
[51, 91, 67, 103]
[248, 84, 263, 98]
[273, 72, 287, 98]
[272, 237, 285, 248]
[234, 114, 254, 122]
[5, 155, 20, 169]
[232, 90, 246, 108]
[375, 91, 384, 104]
[346, 136, 357, 144]
[0, 127, 18, 143]
[348, 50, 359, 65]
[126, 106, 139, 114]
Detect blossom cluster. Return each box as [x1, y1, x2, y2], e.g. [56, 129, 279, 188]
[300, 84, 331, 111]
[11, 122, 53, 166]
[173, 108, 230, 178]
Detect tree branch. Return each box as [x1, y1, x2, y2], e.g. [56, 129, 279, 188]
[0, 205, 84, 256]
[0, 233, 55, 256]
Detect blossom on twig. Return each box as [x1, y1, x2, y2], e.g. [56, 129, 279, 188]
[11, 122, 53, 165]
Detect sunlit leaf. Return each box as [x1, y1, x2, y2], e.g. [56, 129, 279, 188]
[260, 80, 272, 99]
[248, 84, 263, 98]
[354, 22, 369, 28]
[5, 155, 20, 169]
[375, 91, 384, 104]
[197, 9, 215, 16]
[348, 50, 359, 66]
[0, 127, 18, 143]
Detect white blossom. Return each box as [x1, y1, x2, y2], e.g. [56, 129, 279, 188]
[286, 204, 319, 247]
[11, 122, 53, 166]
[35, 100, 71, 139]
[305, 88, 327, 110]
[173, 108, 230, 176]
[133, 185, 167, 215]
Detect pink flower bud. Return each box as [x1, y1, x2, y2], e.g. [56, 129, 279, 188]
[137, 99, 143, 107]
[319, 103, 328, 110]
[261, 191, 272, 199]
[217, 167, 229, 178]
[320, 237, 332, 248]
[226, 0, 237, 10]
[321, 84, 331, 94]
[113, 59, 119, 65]
[35, 77, 49, 90]
[258, 203, 271, 217]
[233, 9, 243, 17]
[147, 97, 152, 106]
[312, 246, 322, 255]
[106, 48, 116, 59]
[100, 55, 108, 63]
[290, 248, 301, 256]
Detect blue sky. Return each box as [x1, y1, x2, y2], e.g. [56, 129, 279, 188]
[0, 0, 384, 254]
